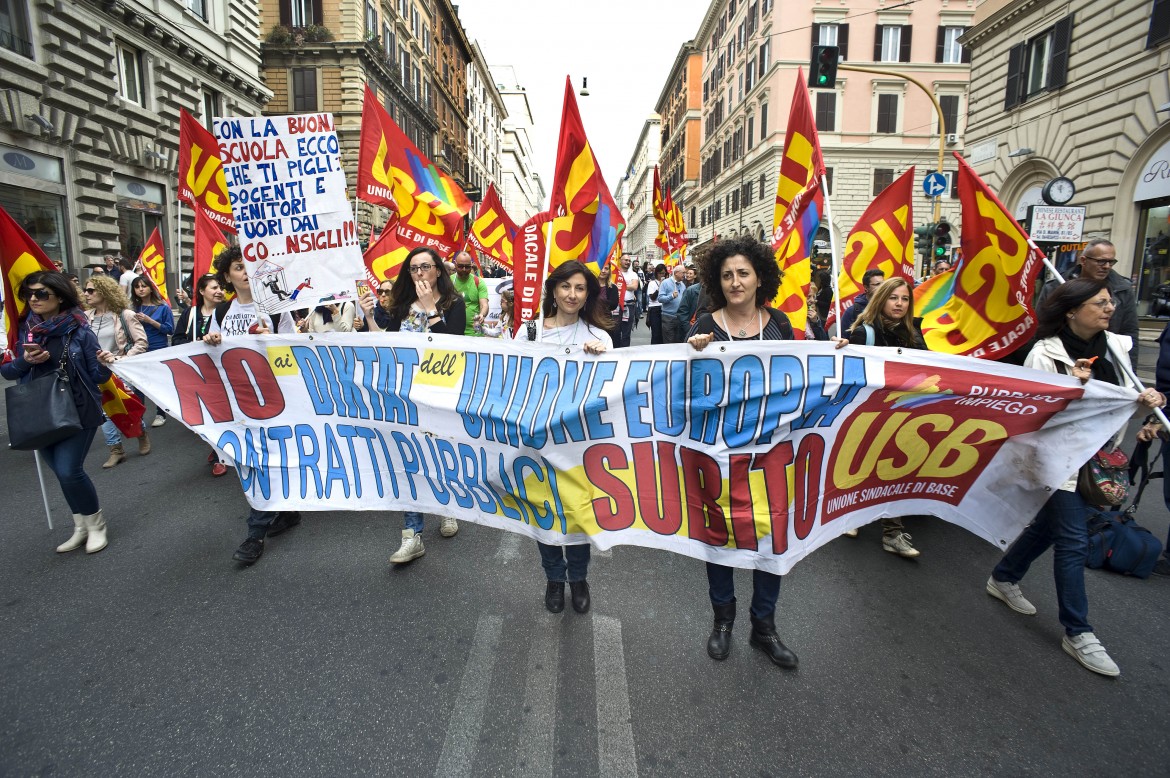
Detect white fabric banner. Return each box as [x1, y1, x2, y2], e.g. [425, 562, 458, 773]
[113, 336, 1136, 573]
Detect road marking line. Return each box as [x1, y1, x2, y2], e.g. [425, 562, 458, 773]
[495, 532, 522, 561]
[434, 614, 503, 777]
[593, 615, 637, 777]
[517, 624, 559, 773]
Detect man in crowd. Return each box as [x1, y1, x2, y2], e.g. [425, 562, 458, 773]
[452, 251, 488, 336]
[619, 255, 640, 347]
[1037, 238, 1138, 365]
[841, 269, 885, 334]
[658, 265, 686, 343]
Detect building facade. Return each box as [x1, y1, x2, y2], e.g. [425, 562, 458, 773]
[688, 0, 972, 269]
[0, 0, 269, 274]
[430, 0, 470, 190]
[655, 43, 704, 249]
[491, 65, 545, 220]
[621, 114, 662, 264]
[260, 0, 438, 235]
[963, 0, 1170, 313]
[466, 41, 506, 202]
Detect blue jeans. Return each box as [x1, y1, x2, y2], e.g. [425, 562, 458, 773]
[40, 427, 99, 515]
[537, 542, 590, 582]
[992, 489, 1092, 636]
[102, 417, 143, 446]
[706, 562, 782, 621]
[247, 509, 279, 540]
[404, 511, 424, 533]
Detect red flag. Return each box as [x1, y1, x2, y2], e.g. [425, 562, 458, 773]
[193, 206, 230, 284]
[547, 77, 625, 272]
[134, 227, 169, 304]
[831, 167, 916, 329]
[917, 153, 1045, 358]
[610, 240, 627, 309]
[99, 376, 145, 438]
[652, 167, 670, 253]
[770, 72, 827, 338]
[356, 85, 471, 256]
[363, 213, 411, 288]
[178, 108, 236, 233]
[467, 183, 519, 270]
[512, 212, 552, 337]
[0, 206, 59, 359]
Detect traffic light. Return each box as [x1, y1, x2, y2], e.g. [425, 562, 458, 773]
[914, 223, 935, 260]
[933, 219, 953, 261]
[808, 45, 840, 89]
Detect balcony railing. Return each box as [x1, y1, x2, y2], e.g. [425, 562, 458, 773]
[0, 28, 34, 59]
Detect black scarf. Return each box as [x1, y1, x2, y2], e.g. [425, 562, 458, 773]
[1059, 327, 1118, 385]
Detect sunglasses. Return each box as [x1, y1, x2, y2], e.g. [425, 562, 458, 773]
[377, 288, 392, 294]
[25, 288, 54, 300]
[83, 287, 96, 294]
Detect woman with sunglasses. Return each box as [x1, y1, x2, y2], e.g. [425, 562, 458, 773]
[2, 272, 112, 553]
[357, 280, 395, 332]
[384, 248, 467, 564]
[130, 274, 174, 428]
[84, 274, 149, 468]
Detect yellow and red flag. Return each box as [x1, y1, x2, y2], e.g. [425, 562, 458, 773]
[467, 183, 519, 270]
[192, 205, 229, 284]
[0, 205, 58, 359]
[609, 238, 627, 309]
[99, 376, 145, 438]
[770, 72, 826, 339]
[356, 85, 471, 257]
[363, 213, 411, 288]
[916, 153, 1045, 358]
[665, 189, 689, 264]
[831, 167, 916, 329]
[178, 108, 235, 233]
[652, 167, 670, 254]
[547, 77, 625, 273]
[134, 227, 169, 304]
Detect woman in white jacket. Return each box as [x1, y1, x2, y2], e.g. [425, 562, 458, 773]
[986, 278, 1165, 677]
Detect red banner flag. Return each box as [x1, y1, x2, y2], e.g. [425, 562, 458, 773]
[512, 212, 552, 337]
[467, 183, 519, 270]
[178, 108, 235, 233]
[356, 85, 471, 256]
[771, 72, 826, 339]
[0, 206, 59, 359]
[100, 376, 145, 438]
[134, 227, 169, 304]
[193, 206, 229, 284]
[610, 239, 627, 309]
[547, 77, 625, 273]
[363, 213, 411, 288]
[652, 166, 670, 253]
[831, 167, 916, 329]
[916, 153, 1045, 358]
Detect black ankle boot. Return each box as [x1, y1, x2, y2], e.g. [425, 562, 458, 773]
[569, 580, 591, 613]
[707, 602, 736, 660]
[545, 581, 565, 613]
[749, 615, 798, 668]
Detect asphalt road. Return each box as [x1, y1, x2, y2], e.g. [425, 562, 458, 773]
[2, 324, 1169, 777]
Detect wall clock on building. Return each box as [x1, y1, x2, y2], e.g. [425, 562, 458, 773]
[1041, 176, 1076, 205]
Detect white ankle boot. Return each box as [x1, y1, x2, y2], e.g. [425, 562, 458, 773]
[56, 514, 88, 553]
[83, 510, 108, 554]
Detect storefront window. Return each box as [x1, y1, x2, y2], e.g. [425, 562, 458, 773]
[0, 145, 69, 269]
[1136, 198, 1170, 316]
[114, 174, 165, 262]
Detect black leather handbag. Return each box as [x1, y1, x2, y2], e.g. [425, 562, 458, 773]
[5, 336, 83, 451]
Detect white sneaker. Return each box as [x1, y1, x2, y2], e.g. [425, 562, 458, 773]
[389, 529, 425, 564]
[439, 516, 459, 538]
[882, 532, 920, 558]
[151, 416, 166, 428]
[1062, 632, 1120, 677]
[986, 577, 1037, 615]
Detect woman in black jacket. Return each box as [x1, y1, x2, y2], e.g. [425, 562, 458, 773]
[1, 271, 112, 553]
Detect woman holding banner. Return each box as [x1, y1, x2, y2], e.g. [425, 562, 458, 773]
[686, 237, 799, 669]
[384, 247, 467, 564]
[130, 274, 175, 428]
[85, 274, 149, 468]
[525, 260, 612, 614]
[845, 277, 927, 558]
[174, 274, 228, 476]
[2, 272, 111, 553]
[986, 277, 1164, 677]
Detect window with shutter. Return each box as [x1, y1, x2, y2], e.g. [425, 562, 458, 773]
[815, 92, 836, 132]
[938, 94, 960, 135]
[873, 168, 894, 196]
[876, 94, 898, 134]
[1150, 0, 1170, 47]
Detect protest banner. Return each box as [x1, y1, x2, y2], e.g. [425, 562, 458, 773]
[112, 337, 1136, 574]
[214, 113, 366, 314]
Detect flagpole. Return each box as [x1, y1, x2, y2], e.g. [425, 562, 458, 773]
[174, 198, 183, 309]
[33, 452, 54, 530]
[821, 174, 842, 334]
[1041, 256, 1169, 428]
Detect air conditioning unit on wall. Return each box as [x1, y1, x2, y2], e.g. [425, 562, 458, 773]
[946, 133, 960, 146]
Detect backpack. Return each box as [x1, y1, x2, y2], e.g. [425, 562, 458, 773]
[1085, 511, 1163, 578]
[215, 300, 281, 334]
